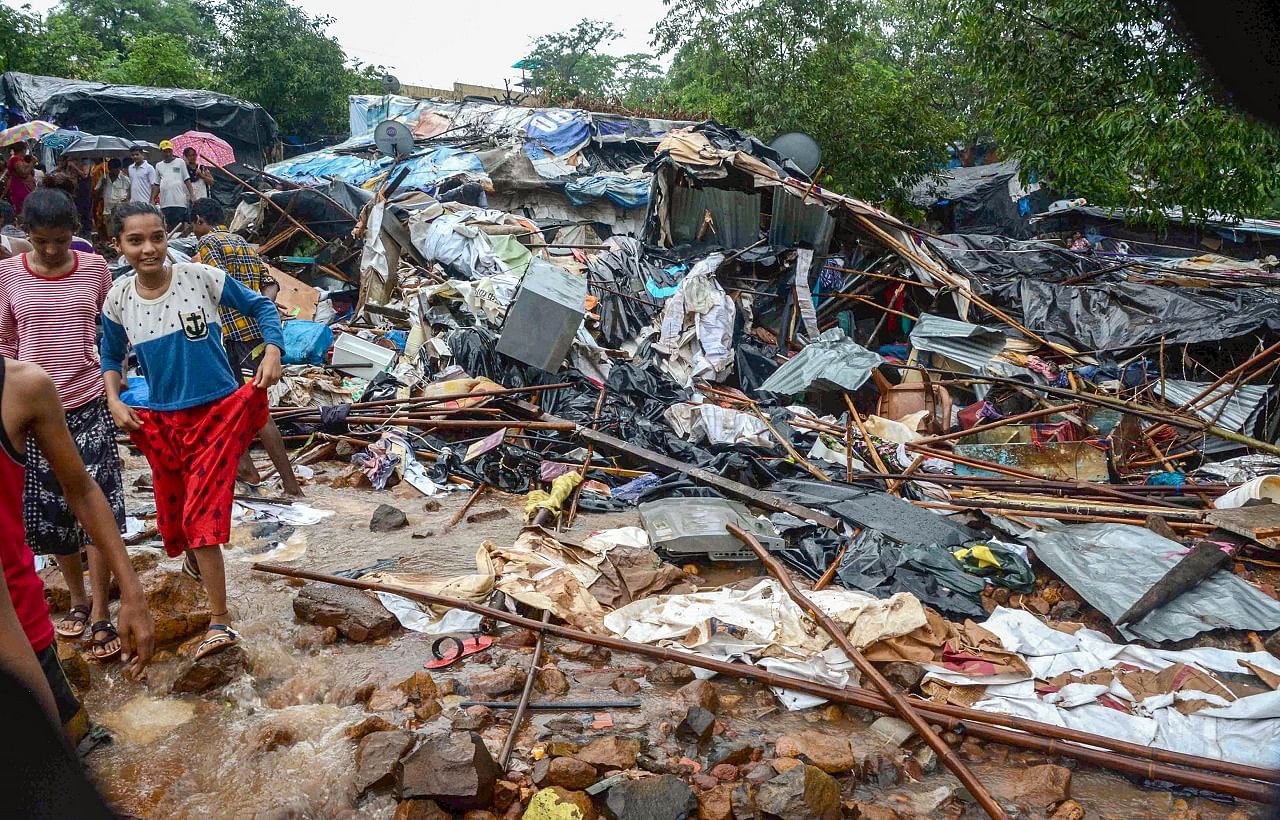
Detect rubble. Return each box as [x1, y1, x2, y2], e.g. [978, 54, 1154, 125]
[292, 583, 399, 642]
[399, 732, 502, 810]
[753, 764, 840, 820]
[170, 645, 249, 694]
[355, 730, 415, 794]
[604, 775, 697, 820]
[992, 764, 1073, 811]
[371, 503, 410, 532]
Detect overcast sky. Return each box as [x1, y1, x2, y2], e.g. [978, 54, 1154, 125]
[17, 0, 674, 89]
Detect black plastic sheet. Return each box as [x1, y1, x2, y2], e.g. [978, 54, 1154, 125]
[587, 237, 663, 348]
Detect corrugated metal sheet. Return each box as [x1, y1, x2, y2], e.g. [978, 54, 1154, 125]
[909, 313, 1007, 373]
[670, 186, 760, 248]
[1154, 379, 1270, 434]
[770, 193, 834, 253]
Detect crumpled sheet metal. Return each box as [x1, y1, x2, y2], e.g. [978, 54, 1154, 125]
[1022, 523, 1280, 642]
[929, 607, 1280, 769]
[1153, 378, 1271, 434]
[759, 327, 884, 395]
[908, 312, 1008, 374]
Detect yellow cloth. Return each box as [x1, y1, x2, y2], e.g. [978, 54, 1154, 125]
[953, 544, 1002, 569]
[524, 472, 584, 522]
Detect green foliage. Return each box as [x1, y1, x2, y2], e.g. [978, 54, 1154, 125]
[0, 4, 45, 75]
[99, 34, 205, 88]
[523, 18, 670, 110]
[945, 0, 1280, 221]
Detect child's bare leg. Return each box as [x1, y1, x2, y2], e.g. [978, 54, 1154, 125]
[86, 544, 119, 657]
[190, 545, 228, 630]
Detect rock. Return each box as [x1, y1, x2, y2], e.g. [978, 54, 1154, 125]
[356, 730, 415, 794]
[1049, 800, 1086, 820]
[869, 716, 915, 748]
[525, 787, 597, 820]
[708, 764, 737, 782]
[544, 757, 597, 790]
[536, 665, 570, 695]
[1048, 600, 1082, 621]
[493, 780, 519, 812]
[251, 723, 297, 754]
[698, 782, 735, 820]
[555, 643, 612, 665]
[368, 686, 410, 712]
[677, 678, 719, 712]
[730, 783, 759, 820]
[706, 739, 755, 768]
[498, 630, 538, 649]
[773, 731, 854, 774]
[691, 774, 719, 791]
[171, 645, 249, 694]
[56, 642, 90, 691]
[371, 503, 409, 532]
[770, 758, 803, 775]
[676, 705, 716, 746]
[394, 799, 451, 820]
[452, 705, 494, 731]
[293, 583, 398, 643]
[466, 508, 509, 524]
[320, 626, 339, 645]
[400, 732, 502, 811]
[1263, 629, 1279, 659]
[575, 736, 641, 771]
[880, 662, 924, 692]
[471, 667, 525, 697]
[754, 764, 840, 820]
[143, 569, 212, 643]
[850, 802, 899, 819]
[993, 764, 1072, 810]
[397, 671, 440, 703]
[605, 774, 697, 820]
[462, 812, 499, 820]
[743, 762, 775, 784]
[422, 498, 443, 512]
[648, 661, 695, 685]
[346, 715, 397, 740]
[612, 676, 641, 696]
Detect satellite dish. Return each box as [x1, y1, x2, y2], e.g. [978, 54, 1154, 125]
[374, 120, 415, 158]
[381, 74, 401, 95]
[770, 132, 822, 176]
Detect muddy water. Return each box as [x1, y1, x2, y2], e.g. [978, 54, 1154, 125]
[83, 459, 1268, 818]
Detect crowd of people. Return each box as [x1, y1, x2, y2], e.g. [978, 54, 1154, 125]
[0, 135, 288, 813]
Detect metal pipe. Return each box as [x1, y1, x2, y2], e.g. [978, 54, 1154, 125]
[728, 524, 1007, 820]
[250, 562, 1280, 798]
[498, 610, 549, 769]
[464, 701, 642, 710]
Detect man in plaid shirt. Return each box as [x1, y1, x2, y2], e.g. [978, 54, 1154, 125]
[191, 197, 304, 497]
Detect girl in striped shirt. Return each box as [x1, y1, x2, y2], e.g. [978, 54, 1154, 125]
[0, 188, 128, 662]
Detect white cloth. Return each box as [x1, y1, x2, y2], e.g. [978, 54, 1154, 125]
[127, 161, 157, 203]
[100, 173, 131, 215]
[155, 158, 189, 208]
[187, 164, 208, 201]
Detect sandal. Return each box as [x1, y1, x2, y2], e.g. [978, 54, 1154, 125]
[55, 604, 91, 639]
[182, 551, 202, 582]
[193, 624, 239, 661]
[88, 621, 121, 662]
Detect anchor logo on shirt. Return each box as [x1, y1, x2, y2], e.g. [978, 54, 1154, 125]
[180, 309, 208, 341]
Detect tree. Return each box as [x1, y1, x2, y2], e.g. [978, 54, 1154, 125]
[0, 4, 44, 75]
[525, 19, 625, 101]
[945, 0, 1280, 220]
[616, 52, 668, 109]
[100, 33, 206, 88]
[203, 0, 382, 141]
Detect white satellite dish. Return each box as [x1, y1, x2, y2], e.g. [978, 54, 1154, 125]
[374, 120, 415, 158]
[770, 132, 823, 176]
[381, 74, 401, 95]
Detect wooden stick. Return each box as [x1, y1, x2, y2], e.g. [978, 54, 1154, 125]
[753, 407, 830, 482]
[727, 524, 1009, 820]
[843, 394, 891, 477]
[563, 386, 608, 530]
[498, 609, 550, 768]
[445, 484, 486, 530]
[912, 403, 1082, 446]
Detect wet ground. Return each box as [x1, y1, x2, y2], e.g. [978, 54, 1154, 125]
[72, 454, 1270, 818]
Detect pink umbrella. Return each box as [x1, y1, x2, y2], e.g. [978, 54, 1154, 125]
[169, 130, 236, 167]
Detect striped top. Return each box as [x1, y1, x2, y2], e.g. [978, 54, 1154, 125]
[0, 251, 111, 410]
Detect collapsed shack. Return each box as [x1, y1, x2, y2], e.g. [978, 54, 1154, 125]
[909, 160, 1056, 239]
[101, 108, 1280, 815]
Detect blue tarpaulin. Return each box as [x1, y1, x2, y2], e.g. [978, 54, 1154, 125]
[564, 174, 650, 209]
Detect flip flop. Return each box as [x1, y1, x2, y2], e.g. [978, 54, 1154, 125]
[55, 604, 91, 639]
[88, 621, 121, 662]
[423, 635, 493, 669]
[193, 624, 239, 661]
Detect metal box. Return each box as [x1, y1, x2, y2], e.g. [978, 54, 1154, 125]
[639, 498, 784, 562]
[495, 258, 586, 372]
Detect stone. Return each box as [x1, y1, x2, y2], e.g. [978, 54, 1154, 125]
[525, 787, 597, 820]
[850, 802, 899, 819]
[612, 676, 641, 696]
[371, 503, 410, 532]
[708, 764, 737, 781]
[466, 508, 510, 524]
[743, 763, 775, 785]
[648, 661, 695, 685]
[346, 715, 397, 740]
[536, 665, 570, 695]
[171, 645, 249, 694]
[320, 626, 339, 645]
[470, 667, 525, 697]
[56, 642, 90, 691]
[706, 739, 755, 768]
[462, 812, 499, 820]
[869, 716, 915, 748]
[556, 643, 612, 664]
[356, 730, 415, 794]
[143, 569, 212, 643]
[677, 678, 719, 712]
[394, 799, 451, 820]
[698, 782, 735, 820]
[544, 757, 597, 791]
[493, 780, 519, 812]
[754, 764, 840, 820]
[992, 764, 1072, 810]
[368, 686, 410, 712]
[730, 783, 759, 820]
[452, 705, 494, 731]
[676, 705, 716, 746]
[400, 732, 502, 811]
[575, 736, 641, 771]
[422, 498, 443, 512]
[691, 774, 719, 791]
[770, 758, 803, 774]
[1048, 600, 1082, 621]
[293, 583, 398, 643]
[1263, 629, 1279, 659]
[773, 731, 855, 774]
[251, 723, 297, 754]
[498, 630, 538, 649]
[397, 671, 440, 703]
[1049, 800, 1086, 820]
[880, 662, 924, 692]
[605, 774, 697, 820]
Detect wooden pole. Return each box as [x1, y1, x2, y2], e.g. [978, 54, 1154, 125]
[843, 394, 891, 477]
[912, 403, 1082, 446]
[563, 386, 608, 530]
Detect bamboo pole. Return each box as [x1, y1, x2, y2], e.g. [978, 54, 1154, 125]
[843, 394, 891, 477]
[728, 523, 1007, 819]
[249, 563, 1280, 799]
[753, 407, 831, 482]
[912, 403, 1083, 446]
